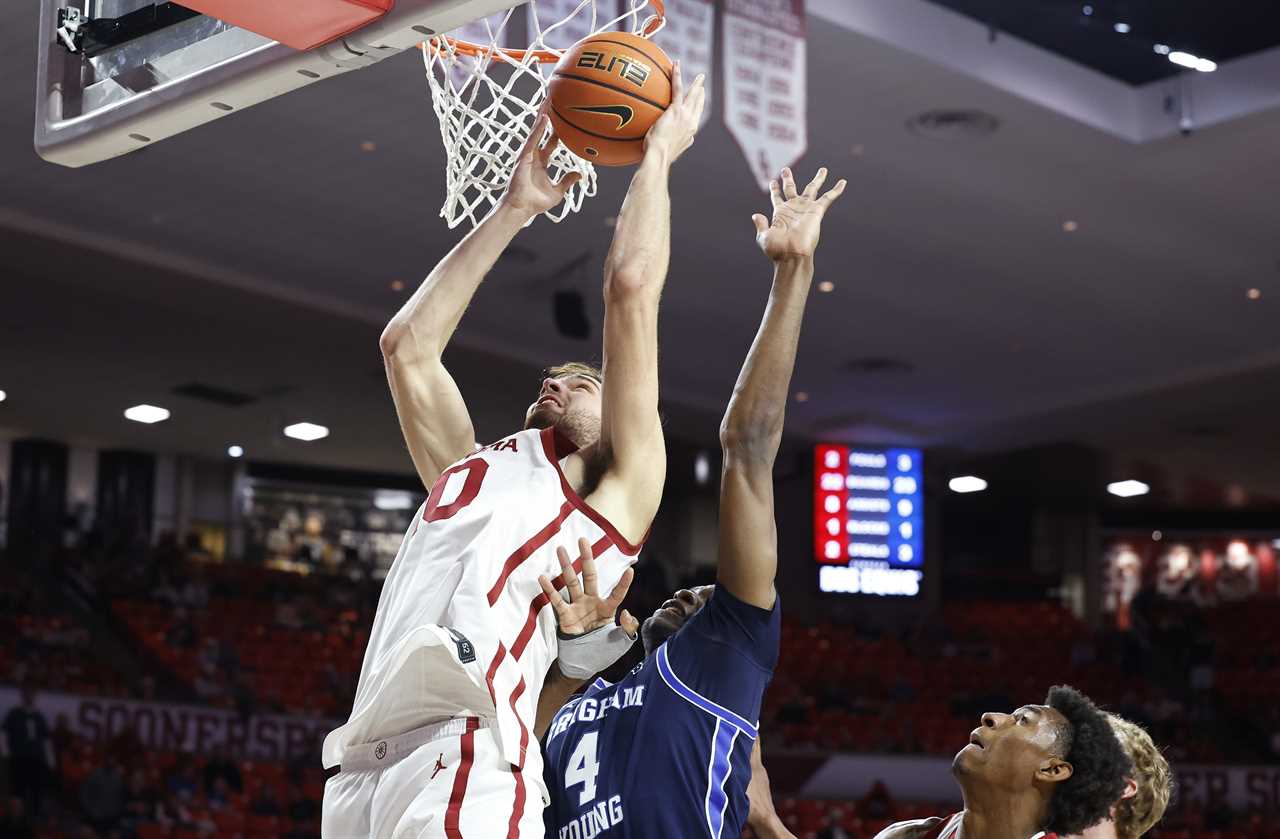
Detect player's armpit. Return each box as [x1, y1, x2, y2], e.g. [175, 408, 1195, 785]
[746, 739, 796, 839]
[383, 349, 476, 490]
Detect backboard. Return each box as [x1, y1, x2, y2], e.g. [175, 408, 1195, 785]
[35, 0, 520, 167]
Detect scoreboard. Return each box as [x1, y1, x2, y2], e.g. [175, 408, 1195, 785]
[814, 444, 924, 597]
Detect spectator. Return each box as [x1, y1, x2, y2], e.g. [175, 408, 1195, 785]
[251, 782, 283, 816]
[2, 686, 54, 818]
[0, 796, 35, 839]
[203, 744, 243, 794]
[208, 776, 233, 811]
[121, 767, 158, 828]
[816, 816, 851, 839]
[165, 607, 197, 649]
[167, 754, 199, 802]
[287, 779, 319, 822]
[79, 760, 126, 834]
[857, 780, 897, 821]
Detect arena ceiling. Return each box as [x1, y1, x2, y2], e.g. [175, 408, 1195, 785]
[2, 0, 1280, 502]
[926, 0, 1280, 85]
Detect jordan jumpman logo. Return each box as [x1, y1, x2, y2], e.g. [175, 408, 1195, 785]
[430, 753, 447, 779]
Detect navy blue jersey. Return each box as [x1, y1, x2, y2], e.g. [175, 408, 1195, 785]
[542, 587, 781, 839]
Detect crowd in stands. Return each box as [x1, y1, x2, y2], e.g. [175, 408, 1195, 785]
[4, 534, 1280, 837]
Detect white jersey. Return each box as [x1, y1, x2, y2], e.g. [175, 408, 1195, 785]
[322, 427, 641, 792]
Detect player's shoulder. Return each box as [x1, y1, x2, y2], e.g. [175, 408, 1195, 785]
[872, 815, 952, 839]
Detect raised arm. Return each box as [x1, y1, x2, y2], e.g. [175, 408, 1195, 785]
[590, 64, 706, 542]
[717, 167, 846, 608]
[379, 116, 581, 489]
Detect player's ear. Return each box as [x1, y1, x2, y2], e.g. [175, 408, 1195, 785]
[1035, 757, 1073, 785]
[1120, 777, 1138, 800]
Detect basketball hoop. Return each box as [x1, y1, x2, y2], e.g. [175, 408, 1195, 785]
[423, 1, 665, 229]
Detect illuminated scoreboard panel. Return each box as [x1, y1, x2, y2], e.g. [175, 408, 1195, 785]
[814, 444, 924, 597]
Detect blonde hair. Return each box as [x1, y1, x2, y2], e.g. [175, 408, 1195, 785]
[544, 361, 603, 385]
[1107, 714, 1172, 839]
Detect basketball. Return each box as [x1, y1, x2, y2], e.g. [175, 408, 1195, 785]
[546, 32, 674, 166]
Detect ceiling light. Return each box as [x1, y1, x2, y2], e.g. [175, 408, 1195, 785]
[1152, 530, 1162, 541]
[1082, 5, 1093, 16]
[1169, 51, 1218, 73]
[694, 451, 711, 486]
[1062, 220, 1079, 233]
[1108, 480, 1149, 498]
[373, 490, 415, 510]
[1113, 22, 1130, 34]
[124, 404, 170, 424]
[284, 422, 329, 442]
[818, 281, 835, 293]
[1273, 539, 1280, 549]
[227, 445, 244, 458]
[0, 390, 6, 403]
[949, 475, 987, 494]
[390, 280, 405, 292]
[1248, 288, 1262, 300]
[795, 392, 809, 403]
[360, 140, 377, 152]
[1153, 44, 1171, 55]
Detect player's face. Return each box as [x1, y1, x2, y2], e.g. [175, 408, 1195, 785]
[524, 375, 603, 444]
[953, 704, 1068, 791]
[640, 585, 713, 655]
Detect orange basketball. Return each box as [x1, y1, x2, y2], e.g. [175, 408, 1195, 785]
[547, 32, 674, 167]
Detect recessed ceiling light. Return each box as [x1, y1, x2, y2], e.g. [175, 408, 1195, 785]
[795, 392, 809, 403]
[0, 390, 6, 403]
[227, 445, 244, 458]
[818, 281, 835, 293]
[1108, 480, 1149, 498]
[1152, 530, 1163, 541]
[1082, 5, 1093, 16]
[1196, 58, 1217, 73]
[1153, 44, 1171, 55]
[373, 490, 415, 510]
[1248, 288, 1262, 300]
[694, 451, 711, 486]
[1062, 220, 1079, 233]
[284, 422, 329, 442]
[361, 140, 377, 152]
[949, 476, 988, 494]
[124, 404, 170, 424]
[850, 144, 865, 157]
[1114, 22, 1130, 34]
[390, 280, 406, 292]
[604, 216, 618, 228]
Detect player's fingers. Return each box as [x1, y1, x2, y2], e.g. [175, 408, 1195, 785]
[605, 568, 634, 610]
[751, 213, 769, 236]
[557, 546, 582, 600]
[538, 128, 559, 166]
[781, 167, 798, 199]
[671, 60, 684, 103]
[619, 609, 639, 638]
[520, 113, 548, 159]
[689, 81, 707, 122]
[803, 167, 828, 198]
[555, 171, 582, 197]
[768, 179, 783, 210]
[539, 575, 567, 612]
[818, 179, 848, 208]
[579, 537, 599, 597]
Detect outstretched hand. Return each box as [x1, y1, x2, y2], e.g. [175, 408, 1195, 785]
[538, 537, 639, 638]
[501, 113, 582, 218]
[752, 167, 847, 262]
[643, 61, 706, 165]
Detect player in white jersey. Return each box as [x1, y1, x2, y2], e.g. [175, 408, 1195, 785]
[321, 66, 707, 839]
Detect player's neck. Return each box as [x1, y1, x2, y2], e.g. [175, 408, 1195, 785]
[1068, 819, 1118, 839]
[957, 790, 1048, 839]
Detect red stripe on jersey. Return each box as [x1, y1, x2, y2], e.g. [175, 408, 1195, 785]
[510, 535, 612, 659]
[443, 718, 481, 839]
[486, 500, 575, 606]
[539, 427, 646, 556]
[506, 764, 527, 839]
[485, 643, 507, 707]
[509, 676, 529, 770]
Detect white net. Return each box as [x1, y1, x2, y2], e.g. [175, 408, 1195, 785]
[423, 1, 664, 229]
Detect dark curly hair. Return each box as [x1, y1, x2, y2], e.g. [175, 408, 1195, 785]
[1043, 685, 1134, 835]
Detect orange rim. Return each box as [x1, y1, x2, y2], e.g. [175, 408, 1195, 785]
[426, 0, 665, 63]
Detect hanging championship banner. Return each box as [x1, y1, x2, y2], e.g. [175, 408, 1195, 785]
[529, 0, 620, 48]
[722, 0, 807, 189]
[650, 0, 715, 127]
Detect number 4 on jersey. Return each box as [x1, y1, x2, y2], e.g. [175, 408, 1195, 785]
[565, 731, 601, 806]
